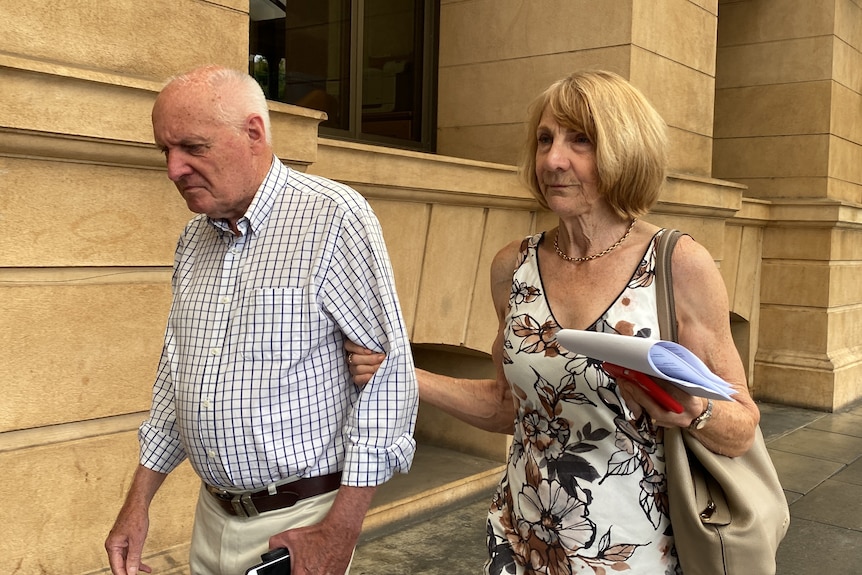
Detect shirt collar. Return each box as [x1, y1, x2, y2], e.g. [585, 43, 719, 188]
[208, 156, 287, 237]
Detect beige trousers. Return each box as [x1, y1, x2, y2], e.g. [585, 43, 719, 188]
[189, 483, 349, 575]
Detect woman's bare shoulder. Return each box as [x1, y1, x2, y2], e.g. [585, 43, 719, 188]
[670, 234, 721, 283]
[489, 235, 534, 312]
[491, 235, 533, 278]
[670, 233, 733, 328]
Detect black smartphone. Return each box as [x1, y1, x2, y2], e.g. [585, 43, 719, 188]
[245, 547, 291, 575]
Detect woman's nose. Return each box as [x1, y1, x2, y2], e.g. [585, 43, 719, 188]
[542, 141, 568, 170]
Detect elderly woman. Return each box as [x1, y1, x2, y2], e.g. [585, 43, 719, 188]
[347, 70, 759, 574]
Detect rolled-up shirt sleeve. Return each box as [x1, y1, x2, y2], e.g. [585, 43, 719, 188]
[322, 202, 419, 487]
[138, 340, 188, 474]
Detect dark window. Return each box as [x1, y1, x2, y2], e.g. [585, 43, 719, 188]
[249, 0, 438, 151]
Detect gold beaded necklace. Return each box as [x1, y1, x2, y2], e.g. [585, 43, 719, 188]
[554, 219, 637, 263]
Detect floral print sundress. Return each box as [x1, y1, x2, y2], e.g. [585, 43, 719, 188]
[486, 229, 681, 575]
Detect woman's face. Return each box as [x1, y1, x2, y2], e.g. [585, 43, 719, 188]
[534, 107, 601, 215]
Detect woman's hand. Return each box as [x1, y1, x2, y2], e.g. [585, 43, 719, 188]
[345, 340, 385, 387]
[612, 369, 708, 429]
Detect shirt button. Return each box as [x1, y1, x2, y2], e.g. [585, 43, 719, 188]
[208, 450, 217, 458]
[210, 347, 220, 356]
[220, 296, 231, 304]
[202, 399, 211, 409]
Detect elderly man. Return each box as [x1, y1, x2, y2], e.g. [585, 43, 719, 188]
[105, 65, 418, 575]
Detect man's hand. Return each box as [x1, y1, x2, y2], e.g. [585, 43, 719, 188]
[269, 520, 353, 575]
[105, 465, 167, 575]
[345, 340, 385, 387]
[105, 504, 152, 575]
[268, 485, 376, 575]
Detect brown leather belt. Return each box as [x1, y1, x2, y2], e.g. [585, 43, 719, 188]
[205, 472, 341, 517]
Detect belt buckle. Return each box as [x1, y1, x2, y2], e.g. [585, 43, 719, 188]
[207, 485, 259, 517]
[232, 492, 259, 518]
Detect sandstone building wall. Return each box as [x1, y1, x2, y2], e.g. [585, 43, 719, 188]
[2, 1, 860, 572]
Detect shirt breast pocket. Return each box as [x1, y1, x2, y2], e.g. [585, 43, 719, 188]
[242, 287, 319, 361]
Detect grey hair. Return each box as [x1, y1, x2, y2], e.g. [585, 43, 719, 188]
[167, 65, 273, 144]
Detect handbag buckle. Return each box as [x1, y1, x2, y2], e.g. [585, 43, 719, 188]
[700, 499, 716, 521]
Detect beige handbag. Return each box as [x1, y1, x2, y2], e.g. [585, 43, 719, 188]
[655, 229, 790, 575]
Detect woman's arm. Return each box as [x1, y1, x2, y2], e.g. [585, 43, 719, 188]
[669, 235, 759, 455]
[618, 235, 758, 456]
[414, 241, 521, 432]
[346, 240, 523, 434]
[346, 347, 515, 434]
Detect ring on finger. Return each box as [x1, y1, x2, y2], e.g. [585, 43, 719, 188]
[348, 352, 354, 365]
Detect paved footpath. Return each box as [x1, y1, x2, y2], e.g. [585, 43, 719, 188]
[352, 401, 862, 575]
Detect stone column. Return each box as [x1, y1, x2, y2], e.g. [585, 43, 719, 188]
[713, 0, 862, 410]
[437, 0, 722, 175]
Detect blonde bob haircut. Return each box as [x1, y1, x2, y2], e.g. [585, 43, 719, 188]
[519, 70, 668, 219]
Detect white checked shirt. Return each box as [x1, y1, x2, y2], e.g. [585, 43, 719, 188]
[139, 157, 418, 490]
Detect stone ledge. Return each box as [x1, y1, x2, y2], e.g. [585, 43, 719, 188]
[0, 55, 325, 167]
[0, 412, 146, 453]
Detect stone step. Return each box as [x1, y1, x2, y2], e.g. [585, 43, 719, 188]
[360, 444, 504, 541]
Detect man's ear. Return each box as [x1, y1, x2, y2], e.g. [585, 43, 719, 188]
[245, 113, 268, 152]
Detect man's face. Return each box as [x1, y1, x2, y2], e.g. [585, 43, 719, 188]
[152, 84, 264, 223]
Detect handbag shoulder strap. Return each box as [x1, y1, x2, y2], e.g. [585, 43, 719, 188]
[655, 229, 683, 342]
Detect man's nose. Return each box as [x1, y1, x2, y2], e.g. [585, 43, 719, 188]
[165, 151, 192, 181]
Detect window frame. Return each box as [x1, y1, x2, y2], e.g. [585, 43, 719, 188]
[249, 0, 439, 153]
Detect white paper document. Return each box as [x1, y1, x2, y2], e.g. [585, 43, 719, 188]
[555, 329, 737, 401]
